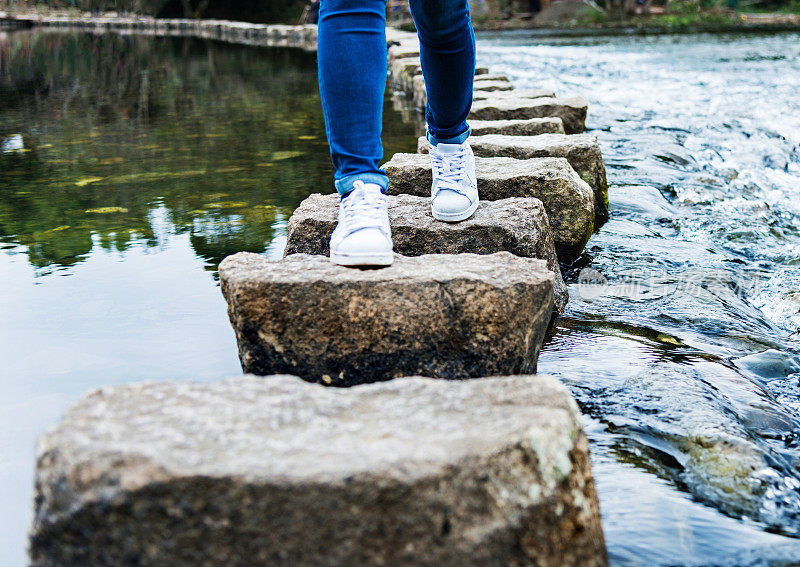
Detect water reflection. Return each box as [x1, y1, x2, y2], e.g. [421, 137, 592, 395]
[0, 30, 418, 567]
[0, 30, 417, 273]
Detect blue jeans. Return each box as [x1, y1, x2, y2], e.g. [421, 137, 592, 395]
[318, 0, 475, 196]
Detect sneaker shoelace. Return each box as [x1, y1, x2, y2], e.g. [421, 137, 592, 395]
[430, 147, 469, 197]
[341, 181, 387, 233]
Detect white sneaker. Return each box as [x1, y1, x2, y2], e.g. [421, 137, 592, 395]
[329, 180, 394, 267]
[429, 140, 479, 222]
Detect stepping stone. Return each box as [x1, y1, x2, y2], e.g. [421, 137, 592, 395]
[412, 78, 547, 111]
[30, 374, 607, 567]
[473, 80, 515, 92]
[473, 88, 555, 101]
[390, 56, 422, 92]
[474, 73, 510, 82]
[412, 74, 427, 109]
[284, 193, 568, 313]
[419, 134, 609, 222]
[384, 153, 594, 262]
[469, 117, 565, 136]
[388, 41, 420, 60]
[220, 252, 554, 385]
[392, 57, 489, 93]
[469, 95, 588, 135]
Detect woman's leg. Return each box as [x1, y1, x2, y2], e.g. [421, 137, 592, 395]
[317, 0, 389, 196]
[408, 0, 475, 145]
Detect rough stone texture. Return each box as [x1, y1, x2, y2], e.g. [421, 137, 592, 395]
[30, 374, 607, 567]
[219, 252, 554, 385]
[418, 134, 609, 223]
[413, 73, 428, 109]
[469, 96, 588, 135]
[284, 193, 568, 312]
[388, 41, 420, 60]
[384, 153, 594, 263]
[473, 80, 515, 92]
[469, 117, 565, 136]
[474, 73, 511, 82]
[391, 56, 422, 93]
[473, 89, 556, 101]
[412, 78, 542, 110]
[393, 57, 488, 95]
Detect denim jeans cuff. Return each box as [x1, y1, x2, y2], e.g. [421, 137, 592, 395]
[427, 125, 471, 146]
[334, 172, 389, 197]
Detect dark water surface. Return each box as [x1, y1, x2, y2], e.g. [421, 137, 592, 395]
[0, 30, 417, 566]
[2, 28, 800, 566]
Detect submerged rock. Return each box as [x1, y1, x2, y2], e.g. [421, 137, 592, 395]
[419, 134, 609, 223]
[284, 193, 568, 313]
[30, 374, 607, 567]
[220, 252, 554, 385]
[469, 96, 588, 135]
[733, 349, 800, 382]
[586, 362, 800, 534]
[383, 153, 594, 262]
[469, 117, 565, 136]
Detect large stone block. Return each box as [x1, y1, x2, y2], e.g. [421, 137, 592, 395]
[473, 80, 515, 92]
[469, 96, 588, 135]
[390, 56, 422, 93]
[414, 77, 546, 110]
[474, 73, 511, 82]
[473, 89, 555, 101]
[469, 117, 565, 136]
[388, 41, 420, 60]
[284, 193, 568, 312]
[220, 252, 554, 385]
[418, 134, 608, 225]
[30, 374, 607, 567]
[384, 154, 593, 262]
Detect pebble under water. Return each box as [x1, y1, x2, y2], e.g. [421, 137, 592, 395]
[475, 31, 800, 565]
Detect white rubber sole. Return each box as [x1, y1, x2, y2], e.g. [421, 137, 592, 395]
[330, 250, 394, 267]
[431, 198, 479, 223]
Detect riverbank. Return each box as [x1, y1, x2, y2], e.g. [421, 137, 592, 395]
[3, 9, 800, 37]
[0, 12, 320, 49]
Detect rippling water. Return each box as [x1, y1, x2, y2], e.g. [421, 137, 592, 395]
[477, 31, 800, 565]
[2, 28, 800, 567]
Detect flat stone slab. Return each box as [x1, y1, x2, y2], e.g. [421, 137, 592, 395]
[474, 73, 510, 82]
[384, 153, 594, 262]
[220, 252, 554, 385]
[469, 117, 565, 136]
[30, 374, 607, 567]
[469, 96, 588, 135]
[412, 79, 547, 110]
[473, 88, 555, 101]
[393, 57, 488, 93]
[419, 134, 609, 223]
[388, 41, 420, 59]
[473, 80, 515, 92]
[284, 193, 568, 312]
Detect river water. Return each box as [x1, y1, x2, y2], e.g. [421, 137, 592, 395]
[1, 29, 799, 566]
